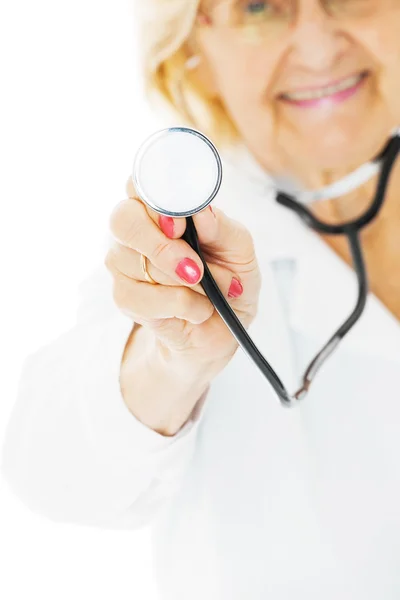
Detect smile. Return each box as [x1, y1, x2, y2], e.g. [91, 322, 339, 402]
[280, 71, 369, 107]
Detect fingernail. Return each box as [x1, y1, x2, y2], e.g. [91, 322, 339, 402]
[209, 205, 215, 216]
[228, 278, 243, 299]
[176, 258, 201, 284]
[197, 13, 211, 26]
[159, 215, 175, 238]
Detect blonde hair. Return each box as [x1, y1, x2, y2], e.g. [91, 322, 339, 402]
[134, 0, 239, 147]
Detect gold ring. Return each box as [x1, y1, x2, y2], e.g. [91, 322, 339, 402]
[140, 253, 157, 285]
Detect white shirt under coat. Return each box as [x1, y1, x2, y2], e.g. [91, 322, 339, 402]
[2, 146, 400, 599]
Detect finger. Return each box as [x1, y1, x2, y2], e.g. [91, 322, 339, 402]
[110, 266, 214, 325]
[192, 204, 256, 267]
[106, 240, 245, 300]
[109, 196, 204, 287]
[126, 175, 187, 240]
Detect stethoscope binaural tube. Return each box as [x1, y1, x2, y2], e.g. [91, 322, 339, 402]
[133, 127, 400, 406]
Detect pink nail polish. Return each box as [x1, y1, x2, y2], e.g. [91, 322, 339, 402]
[197, 13, 211, 26]
[176, 258, 201, 284]
[159, 215, 175, 238]
[228, 278, 243, 299]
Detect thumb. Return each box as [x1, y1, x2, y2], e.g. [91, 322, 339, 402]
[192, 205, 256, 268]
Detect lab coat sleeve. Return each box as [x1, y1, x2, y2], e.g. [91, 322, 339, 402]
[1, 262, 209, 530]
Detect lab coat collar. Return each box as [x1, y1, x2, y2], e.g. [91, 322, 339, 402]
[218, 143, 400, 366]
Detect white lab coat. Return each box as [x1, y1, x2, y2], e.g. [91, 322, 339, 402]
[2, 145, 400, 599]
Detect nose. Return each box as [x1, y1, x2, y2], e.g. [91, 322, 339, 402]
[288, 1, 349, 72]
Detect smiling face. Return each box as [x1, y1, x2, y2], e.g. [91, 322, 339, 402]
[193, 0, 400, 187]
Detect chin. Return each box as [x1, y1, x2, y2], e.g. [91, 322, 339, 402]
[285, 118, 393, 176]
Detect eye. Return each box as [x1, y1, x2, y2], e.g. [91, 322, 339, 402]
[242, 1, 274, 16]
[240, 0, 287, 18]
[230, 0, 291, 28]
[245, 1, 269, 13]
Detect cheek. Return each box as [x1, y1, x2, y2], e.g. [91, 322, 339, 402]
[211, 51, 281, 153]
[378, 49, 400, 123]
[209, 46, 276, 115]
[357, 17, 400, 120]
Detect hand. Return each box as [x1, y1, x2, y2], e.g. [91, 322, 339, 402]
[105, 177, 261, 373]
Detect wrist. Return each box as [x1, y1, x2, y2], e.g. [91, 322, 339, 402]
[120, 327, 212, 436]
[152, 336, 220, 389]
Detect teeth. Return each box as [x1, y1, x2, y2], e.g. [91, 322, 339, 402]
[283, 74, 364, 102]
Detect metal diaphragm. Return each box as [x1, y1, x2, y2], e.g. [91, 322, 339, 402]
[132, 127, 222, 217]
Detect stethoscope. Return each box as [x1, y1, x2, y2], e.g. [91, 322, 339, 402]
[132, 126, 400, 406]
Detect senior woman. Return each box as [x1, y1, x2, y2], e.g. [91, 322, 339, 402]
[2, 1, 400, 598]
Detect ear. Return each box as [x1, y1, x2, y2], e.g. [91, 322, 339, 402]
[183, 39, 219, 100]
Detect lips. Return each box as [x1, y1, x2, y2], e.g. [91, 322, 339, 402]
[280, 71, 369, 103]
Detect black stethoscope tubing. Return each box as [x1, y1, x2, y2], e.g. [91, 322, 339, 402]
[183, 134, 400, 406]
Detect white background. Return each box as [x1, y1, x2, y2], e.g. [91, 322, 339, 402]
[0, 1, 173, 598]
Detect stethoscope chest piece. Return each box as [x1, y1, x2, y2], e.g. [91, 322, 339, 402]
[132, 127, 222, 218]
